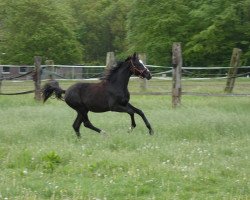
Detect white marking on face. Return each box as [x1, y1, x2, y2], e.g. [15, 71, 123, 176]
[139, 59, 149, 72]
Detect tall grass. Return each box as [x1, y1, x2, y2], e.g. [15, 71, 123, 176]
[0, 93, 249, 199]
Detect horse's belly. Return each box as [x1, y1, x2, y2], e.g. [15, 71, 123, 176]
[89, 105, 110, 113]
[87, 100, 110, 113]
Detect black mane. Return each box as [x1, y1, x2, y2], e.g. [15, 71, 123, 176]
[102, 61, 127, 81]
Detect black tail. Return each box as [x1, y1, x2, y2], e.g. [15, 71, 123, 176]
[42, 81, 66, 102]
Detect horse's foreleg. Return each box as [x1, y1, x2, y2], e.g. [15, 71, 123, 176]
[128, 103, 154, 135]
[111, 104, 153, 134]
[110, 104, 136, 132]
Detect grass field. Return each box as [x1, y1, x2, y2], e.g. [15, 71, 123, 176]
[0, 79, 250, 199]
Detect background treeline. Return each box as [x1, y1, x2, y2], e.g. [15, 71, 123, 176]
[0, 0, 249, 66]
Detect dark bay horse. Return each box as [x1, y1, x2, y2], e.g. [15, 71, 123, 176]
[42, 53, 154, 137]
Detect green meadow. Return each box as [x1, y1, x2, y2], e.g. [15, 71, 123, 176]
[0, 79, 249, 199]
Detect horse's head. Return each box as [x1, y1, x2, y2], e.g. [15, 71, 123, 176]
[127, 53, 152, 80]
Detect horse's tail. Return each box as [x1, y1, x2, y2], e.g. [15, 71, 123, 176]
[42, 81, 66, 102]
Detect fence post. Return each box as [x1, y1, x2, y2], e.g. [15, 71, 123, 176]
[0, 56, 2, 93]
[106, 52, 116, 69]
[138, 53, 147, 91]
[0, 73, 2, 93]
[172, 43, 182, 108]
[34, 56, 42, 101]
[224, 48, 242, 93]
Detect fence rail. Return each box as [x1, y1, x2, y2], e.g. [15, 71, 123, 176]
[1, 64, 250, 80]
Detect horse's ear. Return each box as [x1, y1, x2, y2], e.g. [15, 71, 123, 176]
[125, 52, 137, 61]
[132, 52, 138, 59]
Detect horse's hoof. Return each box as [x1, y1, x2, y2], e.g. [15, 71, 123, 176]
[100, 130, 108, 137]
[149, 129, 154, 135]
[128, 126, 135, 133]
[76, 132, 81, 139]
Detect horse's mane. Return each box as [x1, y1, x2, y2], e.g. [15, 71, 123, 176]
[102, 57, 130, 81]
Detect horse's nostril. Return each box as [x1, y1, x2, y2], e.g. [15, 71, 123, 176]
[147, 74, 152, 80]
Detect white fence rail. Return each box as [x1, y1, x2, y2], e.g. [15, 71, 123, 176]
[1, 64, 250, 81]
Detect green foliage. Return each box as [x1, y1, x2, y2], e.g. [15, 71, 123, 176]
[0, 0, 82, 64]
[127, 0, 250, 66]
[127, 0, 190, 65]
[0, 0, 250, 66]
[42, 151, 62, 173]
[184, 0, 250, 66]
[69, 0, 132, 64]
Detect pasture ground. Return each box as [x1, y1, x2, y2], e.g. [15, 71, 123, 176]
[0, 79, 249, 199]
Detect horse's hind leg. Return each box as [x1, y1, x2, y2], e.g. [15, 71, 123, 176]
[73, 113, 83, 138]
[128, 113, 136, 132]
[80, 111, 105, 134]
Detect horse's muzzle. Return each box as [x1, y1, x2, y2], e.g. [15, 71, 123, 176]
[146, 73, 152, 80]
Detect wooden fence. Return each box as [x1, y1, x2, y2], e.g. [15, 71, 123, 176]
[1, 47, 249, 106]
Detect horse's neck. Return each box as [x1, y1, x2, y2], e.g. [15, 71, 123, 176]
[111, 66, 131, 91]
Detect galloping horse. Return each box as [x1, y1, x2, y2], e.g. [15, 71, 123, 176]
[42, 53, 154, 137]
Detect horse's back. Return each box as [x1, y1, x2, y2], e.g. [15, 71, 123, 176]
[64, 82, 110, 112]
[64, 82, 88, 102]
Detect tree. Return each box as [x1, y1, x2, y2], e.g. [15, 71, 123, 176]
[126, 0, 190, 66]
[185, 0, 250, 66]
[1, 0, 250, 66]
[69, 0, 131, 64]
[126, 0, 250, 66]
[0, 0, 82, 64]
